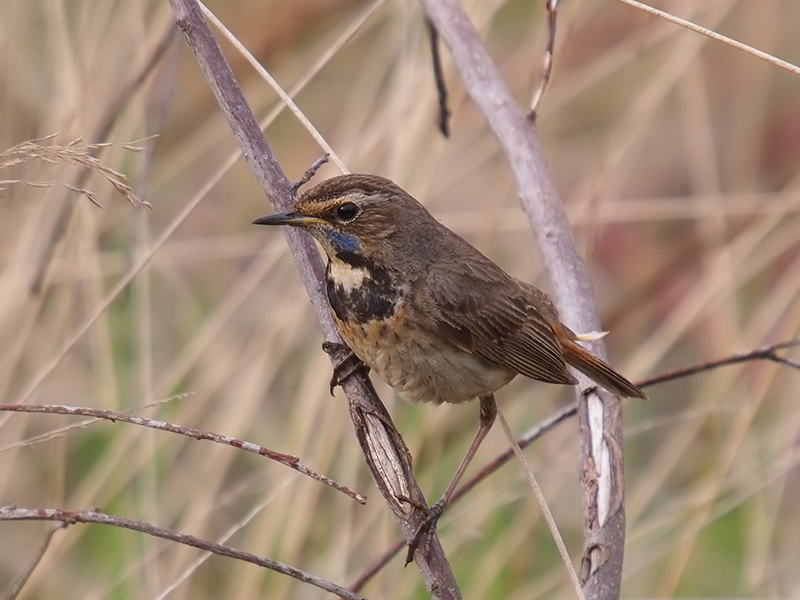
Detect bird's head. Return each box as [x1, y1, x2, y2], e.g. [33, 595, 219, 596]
[253, 174, 443, 268]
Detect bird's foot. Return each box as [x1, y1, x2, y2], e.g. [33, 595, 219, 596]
[322, 341, 368, 395]
[403, 500, 445, 566]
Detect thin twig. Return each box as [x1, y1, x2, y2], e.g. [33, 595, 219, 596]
[427, 19, 451, 137]
[636, 338, 800, 387]
[2, 395, 187, 451]
[0, 506, 367, 600]
[292, 154, 330, 192]
[497, 409, 586, 600]
[616, 0, 800, 76]
[528, 0, 559, 121]
[0, 403, 366, 504]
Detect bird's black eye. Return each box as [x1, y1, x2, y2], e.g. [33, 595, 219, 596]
[336, 202, 359, 222]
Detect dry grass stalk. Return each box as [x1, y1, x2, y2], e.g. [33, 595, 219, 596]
[0, 134, 151, 208]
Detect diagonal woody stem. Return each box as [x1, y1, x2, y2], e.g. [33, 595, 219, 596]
[166, 1, 460, 598]
[418, 1, 627, 598]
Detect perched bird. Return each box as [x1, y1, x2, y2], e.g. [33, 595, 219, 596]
[253, 174, 646, 527]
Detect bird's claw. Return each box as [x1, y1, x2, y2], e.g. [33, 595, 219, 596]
[404, 500, 445, 566]
[322, 342, 368, 395]
[321, 341, 347, 354]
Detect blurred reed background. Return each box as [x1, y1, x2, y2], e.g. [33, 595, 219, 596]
[1, 0, 799, 598]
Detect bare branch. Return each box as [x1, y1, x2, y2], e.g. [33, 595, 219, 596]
[167, 1, 461, 596]
[638, 338, 800, 387]
[0, 506, 367, 600]
[418, 1, 626, 597]
[0, 403, 365, 504]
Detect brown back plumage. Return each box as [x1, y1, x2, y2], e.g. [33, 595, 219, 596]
[256, 173, 646, 400]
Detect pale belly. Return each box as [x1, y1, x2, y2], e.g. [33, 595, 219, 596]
[336, 308, 516, 405]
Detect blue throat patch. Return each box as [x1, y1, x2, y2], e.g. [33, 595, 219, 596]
[327, 230, 361, 254]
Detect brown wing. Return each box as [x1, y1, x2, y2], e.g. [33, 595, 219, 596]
[413, 253, 577, 386]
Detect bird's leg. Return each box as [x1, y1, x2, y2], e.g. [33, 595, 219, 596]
[438, 394, 498, 507]
[406, 394, 497, 563]
[322, 341, 369, 395]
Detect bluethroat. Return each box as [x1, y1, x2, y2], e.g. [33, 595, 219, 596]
[253, 174, 646, 532]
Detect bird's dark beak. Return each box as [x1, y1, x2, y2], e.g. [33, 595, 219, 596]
[252, 210, 321, 227]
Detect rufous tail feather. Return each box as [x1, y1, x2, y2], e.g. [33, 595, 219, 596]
[560, 337, 647, 400]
